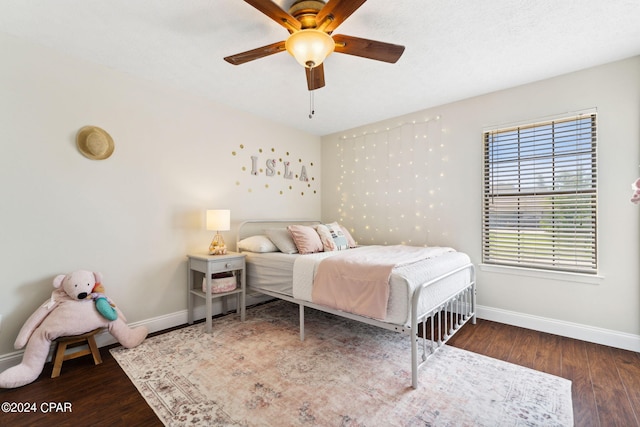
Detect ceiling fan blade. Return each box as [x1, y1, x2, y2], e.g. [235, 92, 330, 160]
[224, 41, 286, 65]
[333, 34, 405, 63]
[305, 63, 326, 90]
[316, 0, 367, 33]
[244, 0, 301, 32]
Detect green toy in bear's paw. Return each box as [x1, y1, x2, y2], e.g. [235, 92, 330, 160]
[91, 283, 118, 321]
[94, 296, 118, 321]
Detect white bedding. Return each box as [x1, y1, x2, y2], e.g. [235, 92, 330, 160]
[245, 252, 299, 295]
[246, 246, 471, 326]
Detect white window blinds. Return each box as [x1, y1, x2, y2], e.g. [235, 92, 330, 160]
[482, 113, 597, 274]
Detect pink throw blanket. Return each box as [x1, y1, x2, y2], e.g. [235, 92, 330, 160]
[311, 245, 444, 320]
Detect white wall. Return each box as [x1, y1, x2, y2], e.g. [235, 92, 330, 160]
[0, 33, 321, 357]
[322, 56, 640, 350]
[2, 29, 637, 363]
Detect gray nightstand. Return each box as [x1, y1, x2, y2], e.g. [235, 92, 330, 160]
[187, 252, 246, 333]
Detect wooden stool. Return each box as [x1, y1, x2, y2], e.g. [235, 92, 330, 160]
[51, 328, 103, 378]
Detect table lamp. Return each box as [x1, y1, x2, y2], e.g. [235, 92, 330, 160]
[206, 209, 230, 255]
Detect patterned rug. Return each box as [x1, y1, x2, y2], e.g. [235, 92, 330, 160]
[111, 301, 573, 426]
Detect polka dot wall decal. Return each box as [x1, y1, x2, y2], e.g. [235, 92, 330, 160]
[234, 143, 318, 198]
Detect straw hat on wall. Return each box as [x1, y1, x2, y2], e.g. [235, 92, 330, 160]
[76, 126, 114, 160]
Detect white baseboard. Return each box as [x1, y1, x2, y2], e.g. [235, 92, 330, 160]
[0, 293, 271, 374]
[2, 299, 637, 375]
[0, 310, 190, 374]
[476, 305, 640, 352]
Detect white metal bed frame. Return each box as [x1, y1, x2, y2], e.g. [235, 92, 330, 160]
[237, 219, 476, 389]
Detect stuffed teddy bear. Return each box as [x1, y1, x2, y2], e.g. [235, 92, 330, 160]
[631, 178, 640, 204]
[0, 270, 148, 388]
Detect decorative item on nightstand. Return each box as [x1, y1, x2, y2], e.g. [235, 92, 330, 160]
[206, 209, 230, 255]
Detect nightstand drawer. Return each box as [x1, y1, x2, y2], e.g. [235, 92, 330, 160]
[210, 259, 244, 273]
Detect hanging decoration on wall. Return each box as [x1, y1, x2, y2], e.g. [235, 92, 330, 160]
[332, 116, 445, 246]
[250, 156, 309, 182]
[231, 144, 317, 197]
[76, 126, 115, 160]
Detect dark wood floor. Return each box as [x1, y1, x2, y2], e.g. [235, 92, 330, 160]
[1, 315, 638, 426]
[449, 319, 640, 427]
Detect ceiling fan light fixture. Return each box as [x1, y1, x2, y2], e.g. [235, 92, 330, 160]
[285, 29, 335, 68]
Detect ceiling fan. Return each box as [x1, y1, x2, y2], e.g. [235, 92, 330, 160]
[224, 0, 405, 91]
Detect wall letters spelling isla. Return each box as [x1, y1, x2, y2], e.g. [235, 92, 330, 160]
[250, 155, 309, 182]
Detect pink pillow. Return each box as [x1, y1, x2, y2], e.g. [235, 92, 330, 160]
[287, 225, 323, 254]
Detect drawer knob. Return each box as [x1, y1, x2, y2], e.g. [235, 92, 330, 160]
[225, 263, 232, 268]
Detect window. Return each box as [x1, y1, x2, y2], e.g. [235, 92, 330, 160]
[482, 112, 597, 274]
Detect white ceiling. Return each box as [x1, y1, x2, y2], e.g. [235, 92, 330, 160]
[1, 1, 639, 136]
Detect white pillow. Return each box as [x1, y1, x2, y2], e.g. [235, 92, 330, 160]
[265, 228, 298, 254]
[238, 235, 278, 253]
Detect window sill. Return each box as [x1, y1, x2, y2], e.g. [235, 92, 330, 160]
[478, 263, 604, 285]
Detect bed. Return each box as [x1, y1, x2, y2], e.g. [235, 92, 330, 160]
[237, 219, 476, 389]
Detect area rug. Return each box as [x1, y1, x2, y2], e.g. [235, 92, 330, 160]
[111, 301, 573, 426]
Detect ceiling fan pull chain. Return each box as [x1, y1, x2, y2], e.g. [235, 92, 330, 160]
[309, 66, 315, 119]
[309, 90, 315, 119]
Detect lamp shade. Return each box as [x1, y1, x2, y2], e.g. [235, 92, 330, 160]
[285, 29, 335, 68]
[206, 209, 230, 231]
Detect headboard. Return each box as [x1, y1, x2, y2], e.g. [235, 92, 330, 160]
[236, 219, 320, 247]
